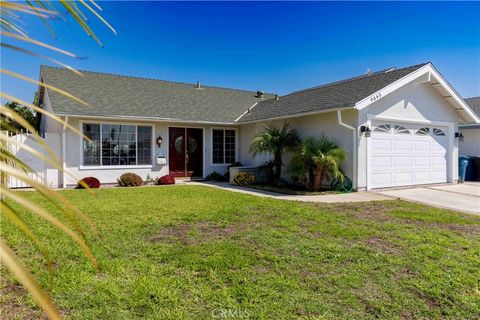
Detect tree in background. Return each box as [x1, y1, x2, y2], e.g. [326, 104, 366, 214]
[1, 101, 39, 133]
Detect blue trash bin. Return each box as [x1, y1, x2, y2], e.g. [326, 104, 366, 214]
[465, 156, 476, 181]
[458, 156, 469, 183]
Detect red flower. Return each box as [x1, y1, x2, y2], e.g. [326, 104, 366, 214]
[78, 177, 100, 189]
[157, 175, 175, 185]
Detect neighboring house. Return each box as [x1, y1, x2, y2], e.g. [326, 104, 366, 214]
[459, 97, 480, 156]
[37, 62, 479, 190]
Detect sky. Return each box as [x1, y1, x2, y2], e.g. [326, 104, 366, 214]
[2, 1, 480, 105]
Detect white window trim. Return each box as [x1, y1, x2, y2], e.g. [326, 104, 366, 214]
[79, 120, 154, 169]
[210, 127, 238, 166]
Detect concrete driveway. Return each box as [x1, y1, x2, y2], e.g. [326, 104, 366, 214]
[377, 182, 480, 215]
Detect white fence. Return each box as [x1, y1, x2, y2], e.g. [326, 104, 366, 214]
[3, 130, 47, 189]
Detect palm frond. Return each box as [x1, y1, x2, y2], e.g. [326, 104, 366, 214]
[1, 202, 54, 286]
[1, 1, 116, 317]
[2, 44, 82, 76]
[1, 188, 98, 269]
[0, 31, 79, 58]
[1, 69, 88, 106]
[0, 240, 62, 320]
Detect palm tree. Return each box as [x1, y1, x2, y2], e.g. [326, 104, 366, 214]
[250, 123, 300, 182]
[289, 136, 347, 191]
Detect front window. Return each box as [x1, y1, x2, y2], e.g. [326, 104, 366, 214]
[82, 123, 152, 166]
[212, 129, 236, 164]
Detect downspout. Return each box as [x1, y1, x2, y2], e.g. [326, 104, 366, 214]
[62, 116, 69, 188]
[337, 110, 357, 190]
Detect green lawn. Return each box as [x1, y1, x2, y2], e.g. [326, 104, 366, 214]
[2, 186, 480, 319]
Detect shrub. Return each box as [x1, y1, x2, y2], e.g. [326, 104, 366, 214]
[157, 174, 175, 185]
[117, 173, 143, 187]
[233, 172, 255, 186]
[206, 171, 226, 181]
[77, 177, 100, 189]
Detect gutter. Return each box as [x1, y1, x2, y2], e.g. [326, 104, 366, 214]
[54, 113, 236, 126]
[237, 106, 355, 124]
[336, 110, 357, 190]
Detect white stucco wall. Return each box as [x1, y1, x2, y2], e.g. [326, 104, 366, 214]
[357, 79, 461, 189]
[58, 117, 236, 186]
[238, 109, 357, 183]
[459, 128, 480, 156]
[40, 90, 62, 135]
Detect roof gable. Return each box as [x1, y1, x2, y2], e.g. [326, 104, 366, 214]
[355, 63, 479, 123]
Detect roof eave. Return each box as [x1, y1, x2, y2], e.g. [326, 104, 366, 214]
[54, 112, 236, 126]
[235, 105, 355, 124]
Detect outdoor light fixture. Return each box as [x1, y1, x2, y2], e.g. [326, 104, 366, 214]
[156, 135, 163, 147]
[360, 125, 371, 133]
[455, 132, 464, 142]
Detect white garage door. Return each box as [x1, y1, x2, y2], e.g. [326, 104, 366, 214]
[370, 122, 449, 189]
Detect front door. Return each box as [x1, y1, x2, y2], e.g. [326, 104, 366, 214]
[168, 127, 203, 178]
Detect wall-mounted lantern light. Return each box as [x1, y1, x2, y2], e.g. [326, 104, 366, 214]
[360, 125, 371, 133]
[455, 132, 464, 142]
[156, 135, 163, 147]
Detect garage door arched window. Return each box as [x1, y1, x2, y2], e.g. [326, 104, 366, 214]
[432, 128, 446, 136]
[415, 127, 430, 136]
[373, 124, 391, 133]
[394, 125, 410, 134]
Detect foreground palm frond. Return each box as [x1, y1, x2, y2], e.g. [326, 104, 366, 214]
[1, 1, 115, 318]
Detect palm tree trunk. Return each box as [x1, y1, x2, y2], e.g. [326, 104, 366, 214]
[307, 166, 315, 191]
[274, 152, 282, 182]
[313, 165, 324, 191]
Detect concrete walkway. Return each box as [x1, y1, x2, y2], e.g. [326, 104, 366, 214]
[189, 181, 391, 203]
[377, 182, 480, 215]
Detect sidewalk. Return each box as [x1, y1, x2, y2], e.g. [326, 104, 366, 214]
[188, 181, 391, 203]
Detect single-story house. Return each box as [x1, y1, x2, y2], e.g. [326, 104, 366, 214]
[37, 62, 479, 190]
[459, 97, 480, 156]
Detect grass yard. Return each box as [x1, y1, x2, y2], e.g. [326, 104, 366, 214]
[1, 186, 479, 319]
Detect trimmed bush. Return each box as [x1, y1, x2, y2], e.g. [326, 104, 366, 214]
[117, 173, 143, 187]
[157, 174, 175, 185]
[77, 177, 100, 189]
[233, 172, 255, 186]
[206, 171, 226, 182]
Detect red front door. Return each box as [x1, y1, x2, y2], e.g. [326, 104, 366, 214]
[168, 127, 203, 178]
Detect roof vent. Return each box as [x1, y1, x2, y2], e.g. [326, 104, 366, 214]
[256, 90, 264, 99]
[195, 81, 203, 89]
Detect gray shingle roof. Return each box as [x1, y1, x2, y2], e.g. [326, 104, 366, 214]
[41, 63, 432, 124]
[41, 66, 271, 123]
[237, 63, 430, 123]
[465, 97, 480, 118]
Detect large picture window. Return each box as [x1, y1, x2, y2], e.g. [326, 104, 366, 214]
[212, 129, 236, 164]
[82, 123, 152, 166]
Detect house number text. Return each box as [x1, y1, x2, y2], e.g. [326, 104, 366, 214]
[370, 93, 382, 102]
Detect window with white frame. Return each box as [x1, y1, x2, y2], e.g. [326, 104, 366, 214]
[212, 129, 236, 164]
[82, 123, 152, 166]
